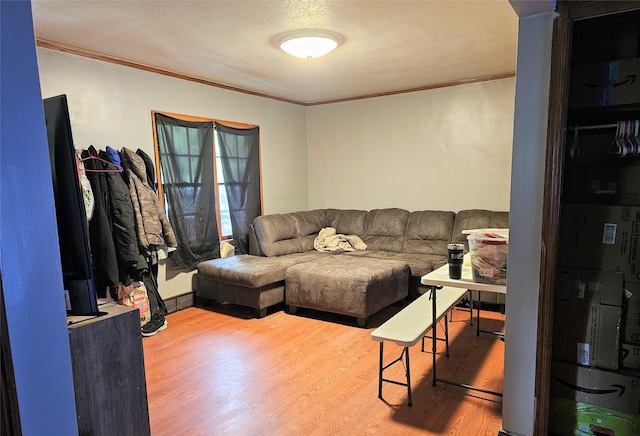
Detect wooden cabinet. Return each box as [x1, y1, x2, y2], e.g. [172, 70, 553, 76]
[537, 2, 640, 433]
[68, 303, 150, 436]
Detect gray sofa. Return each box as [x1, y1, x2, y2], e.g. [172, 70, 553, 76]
[194, 208, 508, 326]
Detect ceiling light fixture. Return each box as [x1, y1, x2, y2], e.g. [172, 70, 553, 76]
[279, 30, 342, 60]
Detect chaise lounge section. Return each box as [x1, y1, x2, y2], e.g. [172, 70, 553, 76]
[194, 207, 508, 326]
[194, 252, 324, 318]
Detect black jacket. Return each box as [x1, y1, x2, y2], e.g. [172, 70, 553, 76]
[101, 148, 139, 280]
[82, 146, 138, 297]
[136, 148, 157, 193]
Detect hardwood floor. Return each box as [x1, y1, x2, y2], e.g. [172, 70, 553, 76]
[143, 300, 505, 435]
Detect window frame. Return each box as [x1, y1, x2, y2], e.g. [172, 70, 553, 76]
[151, 110, 262, 241]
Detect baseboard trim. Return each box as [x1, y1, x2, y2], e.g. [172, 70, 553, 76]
[164, 292, 195, 314]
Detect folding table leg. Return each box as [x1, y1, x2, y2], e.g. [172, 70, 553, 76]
[477, 291, 482, 336]
[378, 343, 413, 406]
[432, 286, 437, 387]
[448, 290, 474, 325]
[444, 315, 450, 357]
[405, 347, 412, 406]
[378, 342, 384, 400]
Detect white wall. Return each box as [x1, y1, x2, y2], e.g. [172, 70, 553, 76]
[36, 48, 517, 300]
[502, 12, 553, 436]
[36, 48, 309, 299]
[306, 78, 515, 212]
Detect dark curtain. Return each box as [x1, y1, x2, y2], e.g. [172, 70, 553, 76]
[215, 123, 261, 254]
[155, 113, 220, 269]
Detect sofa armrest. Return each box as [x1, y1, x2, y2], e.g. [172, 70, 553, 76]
[452, 209, 509, 252]
[248, 224, 262, 256]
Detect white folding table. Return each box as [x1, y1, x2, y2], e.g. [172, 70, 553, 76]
[420, 255, 506, 397]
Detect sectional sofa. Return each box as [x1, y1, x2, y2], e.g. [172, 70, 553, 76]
[194, 208, 508, 327]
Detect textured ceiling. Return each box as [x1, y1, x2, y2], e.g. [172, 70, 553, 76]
[31, 0, 518, 105]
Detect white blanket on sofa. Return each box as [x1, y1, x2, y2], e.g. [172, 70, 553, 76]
[314, 227, 367, 252]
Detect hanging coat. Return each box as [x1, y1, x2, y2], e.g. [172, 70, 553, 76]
[136, 148, 158, 193]
[81, 146, 119, 297]
[120, 147, 177, 252]
[82, 146, 140, 294]
[102, 146, 140, 282]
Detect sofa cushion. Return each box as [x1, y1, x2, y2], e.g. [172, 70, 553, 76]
[197, 255, 292, 288]
[362, 208, 409, 253]
[404, 210, 455, 257]
[292, 209, 327, 236]
[253, 209, 326, 257]
[452, 209, 510, 251]
[197, 251, 327, 287]
[325, 209, 368, 236]
[345, 250, 442, 278]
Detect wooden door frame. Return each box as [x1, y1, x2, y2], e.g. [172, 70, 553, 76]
[535, 2, 640, 434]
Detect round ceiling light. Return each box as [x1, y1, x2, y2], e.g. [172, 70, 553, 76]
[279, 30, 342, 60]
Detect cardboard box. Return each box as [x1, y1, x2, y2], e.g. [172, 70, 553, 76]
[549, 396, 640, 435]
[551, 360, 640, 415]
[622, 342, 640, 370]
[564, 163, 640, 206]
[569, 58, 640, 108]
[559, 204, 640, 283]
[554, 268, 624, 370]
[626, 282, 640, 344]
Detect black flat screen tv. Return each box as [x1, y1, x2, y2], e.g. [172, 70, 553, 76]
[44, 94, 99, 316]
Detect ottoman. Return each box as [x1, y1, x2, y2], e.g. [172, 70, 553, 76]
[195, 254, 307, 318]
[285, 256, 410, 327]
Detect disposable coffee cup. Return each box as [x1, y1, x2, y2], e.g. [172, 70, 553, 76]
[447, 243, 465, 280]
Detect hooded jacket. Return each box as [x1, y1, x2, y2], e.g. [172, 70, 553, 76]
[102, 146, 139, 278]
[136, 148, 157, 193]
[82, 146, 139, 296]
[121, 147, 177, 251]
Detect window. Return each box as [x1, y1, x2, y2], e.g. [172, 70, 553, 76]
[152, 111, 261, 268]
[215, 137, 233, 237]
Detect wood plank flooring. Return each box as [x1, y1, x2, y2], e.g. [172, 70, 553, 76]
[143, 300, 505, 435]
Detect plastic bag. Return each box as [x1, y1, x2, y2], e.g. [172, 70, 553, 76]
[118, 281, 151, 325]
